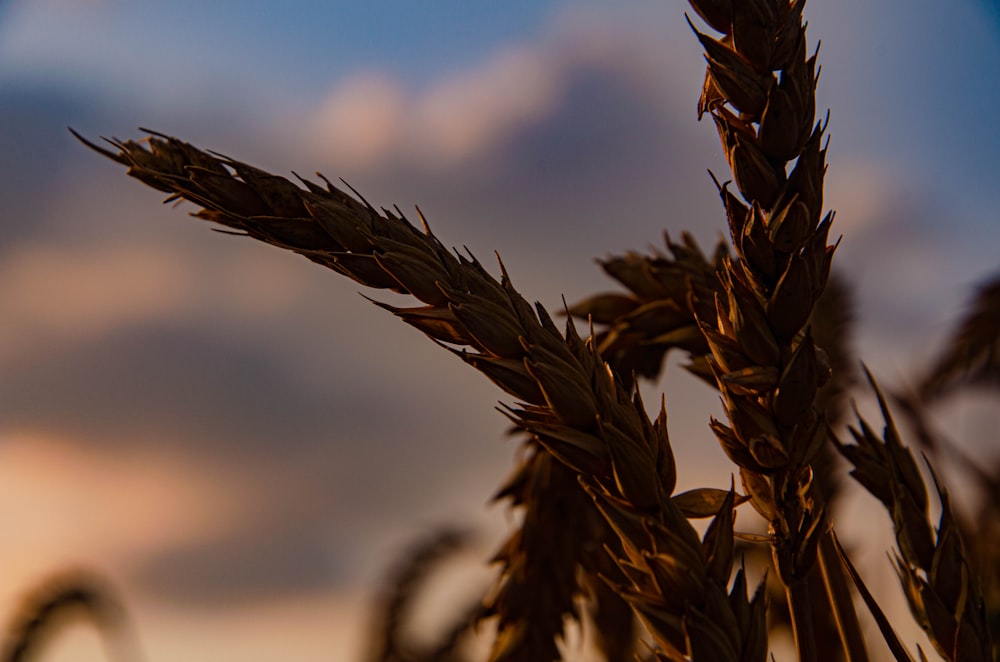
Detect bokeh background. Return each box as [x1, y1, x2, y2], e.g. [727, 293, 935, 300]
[1, 0, 999, 660]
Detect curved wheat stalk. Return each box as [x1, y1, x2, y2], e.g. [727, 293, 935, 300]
[919, 271, 1000, 401]
[74, 126, 766, 659]
[1, 570, 142, 662]
[573, 235, 860, 657]
[365, 528, 482, 662]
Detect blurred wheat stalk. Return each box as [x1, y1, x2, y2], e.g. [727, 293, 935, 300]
[6, 0, 989, 660]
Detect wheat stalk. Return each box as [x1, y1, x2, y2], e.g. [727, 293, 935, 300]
[677, 1, 848, 658]
[484, 445, 596, 662]
[918, 272, 1000, 402]
[72, 121, 767, 658]
[364, 528, 482, 662]
[836, 369, 994, 661]
[1, 570, 140, 662]
[571, 230, 861, 659]
[67, 2, 1000, 659]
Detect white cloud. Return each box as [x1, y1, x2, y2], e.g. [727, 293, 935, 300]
[409, 47, 561, 165]
[302, 4, 693, 172]
[307, 46, 562, 170]
[823, 158, 904, 236]
[312, 74, 406, 169]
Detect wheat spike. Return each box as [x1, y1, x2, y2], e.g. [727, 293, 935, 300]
[893, 389, 1000, 659]
[680, 1, 848, 659]
[1, 570, 140, 662]
[572, 231, 861, 659]
[484, 445, 592, 662]
[836, 369, 994, 661]
[77, 1, 1000, 658]
[919, 271, 1000, 401]
[365, 528, 481, 662]
[566, 232, 728, 387]
[75, 125, 765, 659]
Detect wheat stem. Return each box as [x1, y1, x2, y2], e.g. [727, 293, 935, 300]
[681, 1, 850, 659]
[817, 533, 870, 662]
[786, 577, 818, 662]
[76, 125, 766, 659]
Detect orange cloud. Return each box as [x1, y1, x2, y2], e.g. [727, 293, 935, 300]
[0, 244, 193, 362]
[0, 428, 254, 649]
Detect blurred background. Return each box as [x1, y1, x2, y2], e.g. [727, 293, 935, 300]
[1, 0, 999, 659]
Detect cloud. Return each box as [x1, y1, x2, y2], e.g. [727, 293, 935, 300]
[821, 164, 980, 378]
[0, 313, 514, 544]
[311, 74, 406, 170]
[823, 158, 906, 236]
[0, 243, 193, 362]
[308, 47, 560, 170]
[0, 232, 346, 365]
[409, 47, 561, 166]
[280, 8, 728, 307]
[0, 323, 395, 456]
[302, 5, 702, 174]
[0, 315, 514, 605]
[0, 85, 102, 246]
[3, 1, 999, 641]
[133, 519, 347, 605]
[0, 432, 248, 598]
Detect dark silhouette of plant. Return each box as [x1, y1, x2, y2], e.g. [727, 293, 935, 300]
[30, 1, 995, 660]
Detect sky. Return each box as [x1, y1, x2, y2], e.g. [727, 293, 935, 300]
[1, 1, 999, 660]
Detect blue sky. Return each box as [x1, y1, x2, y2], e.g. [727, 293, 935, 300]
[1, 1, 561, 104]
[1, 1, 999, 660]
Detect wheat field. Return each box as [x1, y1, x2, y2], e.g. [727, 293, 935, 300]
[1, 1, 999, 661]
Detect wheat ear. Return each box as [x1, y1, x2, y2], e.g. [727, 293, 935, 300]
[679, 1, 846, 659]
[567, 232, 729, 388]
[365, 528, 482, 662]
[893, 390, 1000, 659]
[485, 443, 599, 661]
[918, 272, 1000, 401]
[74, 125, 606, 662]
[75, 127, 767, 659]
[836, 369, 994, 661]
[571, 219, 862, 661]
[899, 271, 1000, 658]
[1, 570, 140, 662]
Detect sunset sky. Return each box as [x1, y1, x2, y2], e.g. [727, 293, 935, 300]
[1, 1, 999, 660]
